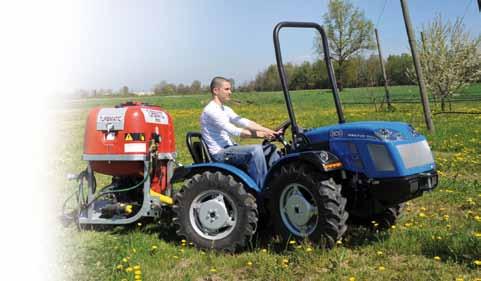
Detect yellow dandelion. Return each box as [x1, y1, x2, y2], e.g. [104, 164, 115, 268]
[475, 215, 481, 222]
[210, 268, 217, 273]
[443, 215, 449, 220]
[125, 267, 133, 272]
[133, 265, 141, 270]
[282, 258, 289, 264]
[289, 240, 296, 245]
[247, 261, 253, 266]
[436, 236, 442, 240]
[420, 207, 427, 211]
[181, 239, 187, 244]
[306, 247, 313, 252]
[134, 270, 142, 275]
[173, 255, 179, 259]
[349, 277, 356, 281]
[137, 222, 142, 227]
[336, 240, 343, 245]
[474, 260, 481, 266]
[116, 264, 123, 270]
[474, 232, 481, 238]
[134, 275, 141, 280]
[122, 258, 128, 263]
[261, 249, 267, 253]
[404, 223, 412, 227]
[418, 212, 426, 218]
[132, 248, 137, 253]
[391, 225, 396, 229]
[151, 245, 158, 250]
[455, 277, 464, 281]
[376, 251, 383, 256]
[378, 266, 385, 271]
[434, 256, 441, 261]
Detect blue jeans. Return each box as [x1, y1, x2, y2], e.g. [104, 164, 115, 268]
[212, 144, 279, 188]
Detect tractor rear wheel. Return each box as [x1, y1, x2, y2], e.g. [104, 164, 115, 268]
[172, 171, 258, 252]
[266, 164, 348, 248]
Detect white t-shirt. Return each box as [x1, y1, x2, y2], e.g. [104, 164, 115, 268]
[200, 101, 250, 155]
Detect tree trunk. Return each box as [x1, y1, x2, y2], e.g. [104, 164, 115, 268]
[441, 97, 445, 112]
[337, 62, 344, 91]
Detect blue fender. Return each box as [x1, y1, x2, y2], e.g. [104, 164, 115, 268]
[171, 162, 260, 193]
[263, 150, 342, 190]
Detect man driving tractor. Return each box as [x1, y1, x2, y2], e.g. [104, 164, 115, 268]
[200, 76, 281, 187]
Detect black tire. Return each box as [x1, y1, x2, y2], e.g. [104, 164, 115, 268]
[349, 204, 404, 230]
[172, 171, 258, 252]
[266, 164, 348, 248]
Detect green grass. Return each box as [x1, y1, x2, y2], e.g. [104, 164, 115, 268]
[55, 84, 481, 281]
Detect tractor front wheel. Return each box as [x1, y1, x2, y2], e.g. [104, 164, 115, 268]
[267, 164, 348, 248]
[172, 171, 258, 252]
[349, 204, 404, 230]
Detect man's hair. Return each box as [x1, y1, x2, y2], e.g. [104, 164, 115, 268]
[210, 76, 230, 94]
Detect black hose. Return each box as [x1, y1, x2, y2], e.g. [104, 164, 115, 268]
[81, 159, 152, 211]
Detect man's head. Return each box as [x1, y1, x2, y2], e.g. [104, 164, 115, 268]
[210, 76, 232, 104]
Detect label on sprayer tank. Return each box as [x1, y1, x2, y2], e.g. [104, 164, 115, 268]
[141, 108, 169, 125]
[96, 108, 127, 131]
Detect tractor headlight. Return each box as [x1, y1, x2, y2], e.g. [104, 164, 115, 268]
[374, 128, 403, 141]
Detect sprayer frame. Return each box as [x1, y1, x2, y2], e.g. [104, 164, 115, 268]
[78, 155, 168, 225]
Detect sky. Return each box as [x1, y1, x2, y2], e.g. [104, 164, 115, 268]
[4, 0, 481, 94]
[58, 0, 480, 93]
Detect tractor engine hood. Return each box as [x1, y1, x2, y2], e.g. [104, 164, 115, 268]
[303, 121, 419, 143]
[303, 121, 436, 178]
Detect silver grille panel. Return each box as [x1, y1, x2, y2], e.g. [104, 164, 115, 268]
[397, 140, 434, 169]
[367, 144, 395, 171]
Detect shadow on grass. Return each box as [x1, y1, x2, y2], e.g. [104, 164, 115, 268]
[341, 226, 392, 248]
[248, 224, 391, 254]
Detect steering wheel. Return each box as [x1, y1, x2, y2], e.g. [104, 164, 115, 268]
[262, 119, 291, 145]
[274, 119, 291, 133]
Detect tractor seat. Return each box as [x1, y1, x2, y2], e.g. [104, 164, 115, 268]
[185, 132, 249, 174]
[186, 132, 213, 163]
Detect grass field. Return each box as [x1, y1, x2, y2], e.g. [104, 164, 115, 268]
[54, 85, 481, 281]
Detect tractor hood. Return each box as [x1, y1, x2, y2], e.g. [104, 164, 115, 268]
[303, 121, 435, 178]
[303, 121, 419, 143]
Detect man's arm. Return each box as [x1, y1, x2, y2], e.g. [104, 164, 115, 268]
[226, 106, 278, 139]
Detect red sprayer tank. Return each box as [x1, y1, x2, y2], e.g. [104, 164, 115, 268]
[83, 101, 176, 193]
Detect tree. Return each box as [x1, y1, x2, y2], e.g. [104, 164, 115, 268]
[120, 86, 129, 96]
[386, 54, 413, 85]
[316, 0, 374, 91]
[358, 55, 381, 87]
[190, 80, 202, 94]
[413, 16, 481, 111]
[153, 80, 168, 95]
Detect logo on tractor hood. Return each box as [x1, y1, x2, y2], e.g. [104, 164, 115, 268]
[330, 129, 343, 138]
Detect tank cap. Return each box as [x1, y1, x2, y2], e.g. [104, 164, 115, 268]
[115, 101, 150, 108]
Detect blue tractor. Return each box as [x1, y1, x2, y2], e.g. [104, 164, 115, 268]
[171, 22, 438, 251]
